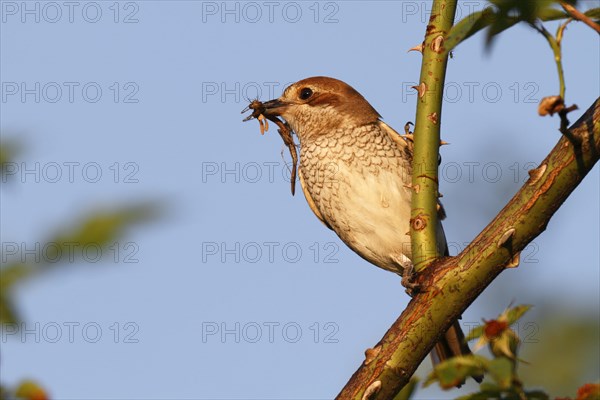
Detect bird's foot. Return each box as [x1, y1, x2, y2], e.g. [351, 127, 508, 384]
[402, 122, 415, 143]
[395, 254, 420, 296]
[401, 264, 420, 296]
[404, 121, 414, 135]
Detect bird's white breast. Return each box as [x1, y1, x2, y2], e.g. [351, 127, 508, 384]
[299, 122, 414, 273]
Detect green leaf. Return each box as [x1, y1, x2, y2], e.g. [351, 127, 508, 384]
[456, 391, 502, 400]
[538, 8, 569, 21]
[0, 203, 161, 328]
[490, 329, 520, 360]
[479, 382, 502, 390]
[488, 0, 560, 22]
[584, 8, 600, 20]
[487, 357, 513, 389]
[483, 0, 571, 47]
[0, 263, 33, 291]
[54, 202, 160, 249]
[392, 377, 418, 400]
[442, 0, 576, 52]
[456, 384, 519, 400]
[524, 390, 550, 400]
[505, 304, 532, 325]
[0, 293, 20, 325]
[0, 139, 21, 181]
[465, 323, 485, 341]
[484, 17, 521, 48]
[445, 9, 496, 53]
[423, 355, 487, 389]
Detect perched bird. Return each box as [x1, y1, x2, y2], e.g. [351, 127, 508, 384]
[253, 76, 477, 379]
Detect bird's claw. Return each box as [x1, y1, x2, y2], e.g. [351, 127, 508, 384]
[401, 266, 420, 296]
[394, 255, 420, 296]
[404, 122, 414, 135]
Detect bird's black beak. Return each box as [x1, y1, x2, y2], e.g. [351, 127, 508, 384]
[242, 98, 288, 122]
[261, 98, 287, 117]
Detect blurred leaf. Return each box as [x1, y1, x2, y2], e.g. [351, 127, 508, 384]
[488, 0, 564, 22]
[2, 202, 161, 268]
[577, 383, 600, 400]
[466, 323, 485, 341]
[423, 355, 487, 389]
[457, 383, 503, 400]
[50, 202, 160, 249]
[0, 293, 19, 325]
[524, 391, 550, 400]
[1, 202, 162, 329]
[393, 376, 418, 400]
[0, 264, 33, 325]
[0, 263, 34, 291]
[504, 304, 532, 325]
[484, 0, 545, 46]
[445, 9, 496, 53]
[487, 357, 513, 388]
[584, 8, 600, 20]
[489, 329, 520, 360]
[467, 304, 532, 342]
[525, 391, 550, 400]
[0, 139, 21, 181]
[442, 0, 578, 53]
[0, 140, 19, 164]
[484, 18, 520, 47]
[484, 0, 573, 47]
[458, 384, 550, 399]
[14, 379, 49, 400]
[537, 8, 569, 21]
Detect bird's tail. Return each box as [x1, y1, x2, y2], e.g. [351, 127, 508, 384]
[431, 320, 484, 386]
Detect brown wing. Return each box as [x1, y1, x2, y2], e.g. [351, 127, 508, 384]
[377, 120, 447, 221]
[298, 169, 332, 230]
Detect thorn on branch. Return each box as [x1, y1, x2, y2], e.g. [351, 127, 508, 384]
[527, 164, 547, 185]
[507, 252, 520, 269]
[497, 228, 516, 248]
[364, 346, 381, 366]
[408, 43, 424, 53]
[412, 82, 427, 98]
[361, 381, 381, 400]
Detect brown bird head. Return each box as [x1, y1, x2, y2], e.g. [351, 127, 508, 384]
[261, 76, 381, 140]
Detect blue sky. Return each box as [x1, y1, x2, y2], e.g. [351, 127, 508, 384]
[1, 1, 599, 398]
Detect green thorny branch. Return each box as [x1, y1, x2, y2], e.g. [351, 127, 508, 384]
[409, 0, 458, 272]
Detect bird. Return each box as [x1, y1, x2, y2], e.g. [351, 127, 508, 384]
[248, 76, 479, 382]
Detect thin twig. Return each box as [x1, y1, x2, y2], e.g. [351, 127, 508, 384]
[561, 1, 600, 34]
[531, 22, 566, 100]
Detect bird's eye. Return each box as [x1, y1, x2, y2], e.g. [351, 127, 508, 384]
[299, 88, 313, 100]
